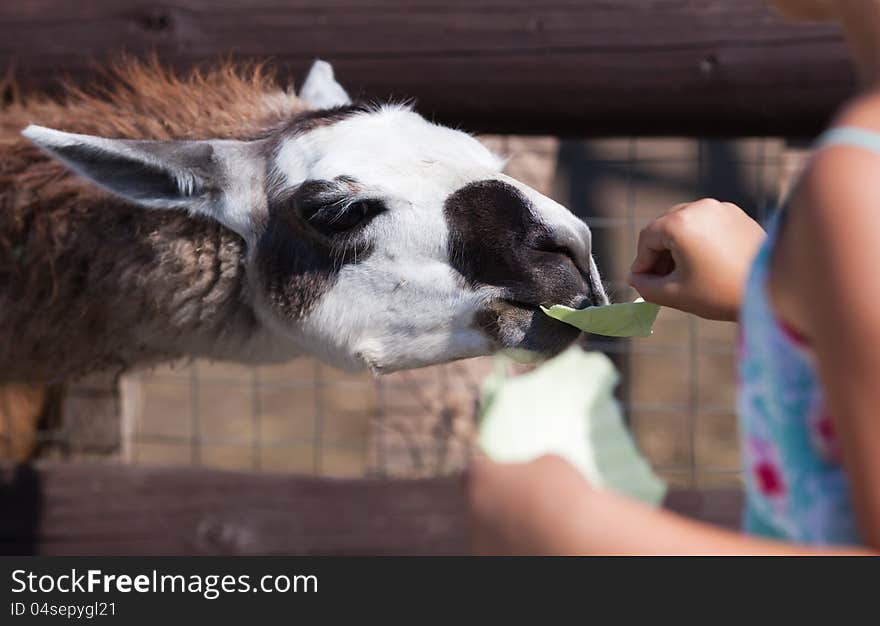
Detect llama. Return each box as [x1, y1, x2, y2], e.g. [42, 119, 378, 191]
[0, 59, 606, 385]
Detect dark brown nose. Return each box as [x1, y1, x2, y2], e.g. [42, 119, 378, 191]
[444, 178, 597, 309]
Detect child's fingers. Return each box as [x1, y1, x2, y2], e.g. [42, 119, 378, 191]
[650, 249, 675, 276]
[627, 271, 683, 306]
[631, 220, 674, 274]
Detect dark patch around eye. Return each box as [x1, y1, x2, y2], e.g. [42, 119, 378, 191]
[257, 212, 341, 321]
[308, 198, 386, 233]
[280, 179, 385, 237]
[257, 176, 377, 320]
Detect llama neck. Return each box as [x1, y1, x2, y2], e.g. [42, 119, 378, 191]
[140, 228, 264, 362]
[1, 196, 295, 381]
[110, 209, 297, 367]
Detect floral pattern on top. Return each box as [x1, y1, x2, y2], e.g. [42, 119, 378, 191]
[737, 207, 860, 545]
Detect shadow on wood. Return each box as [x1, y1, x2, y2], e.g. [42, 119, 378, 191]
[0, 461, 742, 555]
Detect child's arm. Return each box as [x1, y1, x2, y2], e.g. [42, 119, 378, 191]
[468, 455, 876, 555]
[627, 199, 765, 321]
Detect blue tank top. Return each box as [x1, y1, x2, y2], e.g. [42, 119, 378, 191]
[737, 126, 880, 544]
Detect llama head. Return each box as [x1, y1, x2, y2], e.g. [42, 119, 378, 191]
[22, 61, 606, 373]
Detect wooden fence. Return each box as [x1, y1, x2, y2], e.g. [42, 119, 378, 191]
[0, 0, 854, 136]
[0, 462, 743, 555]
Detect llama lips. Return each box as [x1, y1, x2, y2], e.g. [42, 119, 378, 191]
[477, 298, 580, 355]
[541, 298, 660, 338]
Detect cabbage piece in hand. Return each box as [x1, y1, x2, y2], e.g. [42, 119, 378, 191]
[478, 347, 666, 505]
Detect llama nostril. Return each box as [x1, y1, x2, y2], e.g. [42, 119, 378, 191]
[544, 243, 582, 271]
[535, 227, 592, 279]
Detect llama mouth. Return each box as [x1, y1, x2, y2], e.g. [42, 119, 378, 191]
[501, 296, 591, 313]
[477, 298, 583, 355]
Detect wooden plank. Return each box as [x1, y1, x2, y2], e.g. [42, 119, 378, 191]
[0, 462, 470, 555]
[0, 461, 742, 555]
[0, 1, 853, 136]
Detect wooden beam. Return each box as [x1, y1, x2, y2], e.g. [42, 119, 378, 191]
[0, 1, 854, 136]
[0, 462, 471, 555]
[0, 461, 742, 555]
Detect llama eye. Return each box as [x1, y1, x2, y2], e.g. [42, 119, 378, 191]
[308, 199, 385, 234]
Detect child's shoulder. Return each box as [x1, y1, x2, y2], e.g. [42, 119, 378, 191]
[801, 112, 880, 216]
[832, 91, 880, 131]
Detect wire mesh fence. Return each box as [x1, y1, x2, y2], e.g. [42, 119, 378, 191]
[5, 134, 799, 492]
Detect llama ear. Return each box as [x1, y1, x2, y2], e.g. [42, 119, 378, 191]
[299, 60, 351, 109]
[21, 125, 264, 241]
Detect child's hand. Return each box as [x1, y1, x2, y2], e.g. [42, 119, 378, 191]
[467, 455, 594, 555]
[627, 199, 765, 322]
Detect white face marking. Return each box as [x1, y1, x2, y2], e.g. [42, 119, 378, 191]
[275, 105, 505, 195]
[259, 106, 601, 372]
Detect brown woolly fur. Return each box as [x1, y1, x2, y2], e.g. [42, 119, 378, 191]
[0, 58, 309, 382]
